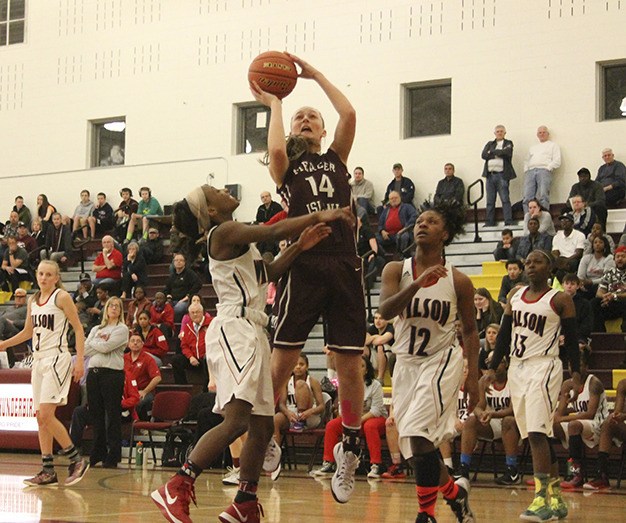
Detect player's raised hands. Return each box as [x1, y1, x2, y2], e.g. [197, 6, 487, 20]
[249, 80, 280, 107]
[284, 53, 319, 79]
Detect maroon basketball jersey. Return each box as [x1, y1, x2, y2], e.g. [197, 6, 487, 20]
[278, 148, 356, 255]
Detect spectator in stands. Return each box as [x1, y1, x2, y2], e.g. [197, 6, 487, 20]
[126, 186, 163, 243]
[356, 209, 385, 289]
[84, 296, 129, 468]
[126, 286, 151, 330]
[567, 168, 607, 228]
[571, 194, 596, 237]
[522, 198, 556, 236]
[177, 295, 213, 339]
[552, 213, 586, 280]
[30, 218, 45, 251]
[522, 125, 561, 214]
[0, 236, 31, 293]
[583, 378, 626, 490]
[584, 222, 615, 255]
[92, 235, 123, 289]
[40, 212, 71, 267]
[4, 210, 20, 238]
[172, 302, 211, 391]
[474, 287, 503, 340]
[88, 192, 115, 239]
[140, 227, 164, 264]
[493, 228, 519, 261]
[135, 310, 168, 366]
[13, 196, 32, 229]
[434, 163, 465, 207]
[85, 284, 110, 328]
[114, 188, 138, 242]
[562, 274, 593, 352]
[516, 217, 553, 262]
[481, 125, 516, 227]
[383, 162, 415, 206]
[457, 356, 520, 485]
[16, 222, 37, 260]
[150, 291, 175, 338]
[376, 190, 417, 257]
[365, 310, 394, 385]
[498, 260, 527, 305]
[311, 356, 387, 479]
[255, 191, 283, 223]
[36, 194, 57, 233]
[73, 273, 97, 309]
[577, 236, 614, 300]
[351, 166, 376, 215]
[0, 287, 27, 339]
[164, 252, 202, 323]
[554, 348, 608, 489]
[124, 332, 162, 421]
[478, 323, 500, 375]
[596, 148, 626, 206]
[590, 245, 626, 333]
[272, 353, 325, 444]
[69, 190, 95, 240]
[120, 241, 148, 299]
[70, 368, 139, 453]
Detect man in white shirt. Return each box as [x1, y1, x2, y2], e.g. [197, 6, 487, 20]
[552, 213, 586, 280]
[350, 166, 376, 215]
[523, 126, 561, 214]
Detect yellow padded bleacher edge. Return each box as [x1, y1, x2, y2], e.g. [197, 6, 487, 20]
[613, 369, 626, 389]
[482, 261, 507, 276]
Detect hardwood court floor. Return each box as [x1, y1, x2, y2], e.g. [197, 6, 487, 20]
[1, 453, 626, 522]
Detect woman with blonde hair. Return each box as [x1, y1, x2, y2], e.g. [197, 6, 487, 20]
[0, 260, 89, 486]
[84, 296, 129, 468]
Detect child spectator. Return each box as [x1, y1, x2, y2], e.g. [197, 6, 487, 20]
[70, 190, 95, 240]
[114, 188, 138, 242]
[135, 310, 169, 366]
[126, 186, 163, 242]
[150, 291, 175, 338]
[365, 310, 394, 384]
[498, 259, 527, 305]
[493, 229, 519, 261]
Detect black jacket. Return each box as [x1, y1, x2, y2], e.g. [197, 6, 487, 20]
[481, 138, 517, 181]
[164, 267, 202, 302]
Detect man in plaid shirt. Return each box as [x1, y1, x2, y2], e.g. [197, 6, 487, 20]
[591, 245, 626, 332]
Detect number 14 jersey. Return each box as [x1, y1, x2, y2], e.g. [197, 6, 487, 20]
[509, 286, 561, 360]
[393, 259, 458, 360]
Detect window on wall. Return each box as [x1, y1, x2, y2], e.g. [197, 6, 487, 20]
[91, 119, 126, 168]
[236, 103, 270, 154]
[404, 80, 452, 138]
[599, 61, 626, 121]
[0, 0, 25, 46]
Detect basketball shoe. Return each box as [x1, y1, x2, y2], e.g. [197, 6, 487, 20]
[583, 475, 611, 490]
[65, 458, 90, 486]
[549, 496, 568, 520]
[23, 470, 58, 487]
[445, 476, 475, 523]
[218, 499, 264, 523]
[222, 466, 240, 486]
[331, 442, 360, 504]
[151, 474, 196, 523]
[381, 463, 407, 479]
[519, 496, 554, 522]
[262, 438, 281, 473]
[415, 513, 437, 523]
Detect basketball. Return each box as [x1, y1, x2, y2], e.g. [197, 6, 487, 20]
[248, 51, 298, 99]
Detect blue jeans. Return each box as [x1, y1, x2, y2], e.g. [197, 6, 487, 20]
[485, 171, 512, 225]
[523, 168, 552, 214]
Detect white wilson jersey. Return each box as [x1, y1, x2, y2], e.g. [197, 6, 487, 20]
[207, 226, 268, 316]
[393, 259, 458, 359]
[572, 374, 609, 427]
[30, 288, 69, 360]
[509, 286, 561, 360]
[486, 381, 511, 412]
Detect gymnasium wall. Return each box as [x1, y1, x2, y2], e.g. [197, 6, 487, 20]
[0, 0, 624, 221]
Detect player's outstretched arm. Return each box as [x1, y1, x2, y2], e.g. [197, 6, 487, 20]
[454, 269, 480, 413]
[249, 82, 289, 186]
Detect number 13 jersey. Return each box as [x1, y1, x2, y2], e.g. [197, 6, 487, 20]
[509, 286, 561, 360]
[393, 259, 458, 360]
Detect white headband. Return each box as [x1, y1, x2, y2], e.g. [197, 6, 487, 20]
[186, 186, 211, 234]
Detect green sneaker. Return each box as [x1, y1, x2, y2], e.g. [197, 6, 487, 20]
[549, 496, 568, 520]
[519, 496, 554, 522]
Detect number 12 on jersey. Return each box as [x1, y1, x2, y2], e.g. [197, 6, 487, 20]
[408, 326, 431, 356]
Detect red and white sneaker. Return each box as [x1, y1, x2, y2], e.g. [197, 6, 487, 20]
[151, 474, 197, 523]
[218, 499, 264, 523]
[583, 476, 611, 491]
